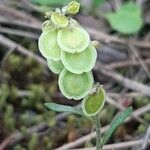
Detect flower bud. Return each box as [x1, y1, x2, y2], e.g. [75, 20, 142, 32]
[51, 12, 69, 28]
[42, 20, 54, 32]
[91, 40, 101, 49]
[66, 1, 80, 15]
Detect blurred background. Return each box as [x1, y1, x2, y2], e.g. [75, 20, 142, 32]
[0, 0, 150, 150]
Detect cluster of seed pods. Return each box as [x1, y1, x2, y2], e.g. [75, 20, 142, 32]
[38, 1, 97, 100]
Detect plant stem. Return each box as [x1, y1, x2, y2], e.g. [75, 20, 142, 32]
[93, 114, 102, 150]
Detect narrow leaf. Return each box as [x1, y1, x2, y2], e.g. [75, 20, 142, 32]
[102, 107, 133, 146]
[45, 102, 84, 116]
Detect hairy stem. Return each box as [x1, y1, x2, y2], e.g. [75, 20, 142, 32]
[93, 114, 102, 150]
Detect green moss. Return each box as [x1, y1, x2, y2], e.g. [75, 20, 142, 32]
[28, 133, 39, 150]
[4, 105, 15, 131]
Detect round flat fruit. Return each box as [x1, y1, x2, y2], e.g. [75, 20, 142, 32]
[57, 26, 90, 53]
[61, 44, 97, 74]
[58, 69, 93, 100]
[47, 59, 64, 74]
[38, 30, 61, 60]
[82, 86, 106, 116]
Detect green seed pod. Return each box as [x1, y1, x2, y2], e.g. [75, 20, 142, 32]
[38, 30, 61, 61]
[57, 26, 90, 53]
[82, 85, 106, 116]
[66, 1, 80, 15]
[51, 12, 69, 28]
[61, 44, 97, 74]
[47, 59, 64, 74]
[58, 69, 93, 100]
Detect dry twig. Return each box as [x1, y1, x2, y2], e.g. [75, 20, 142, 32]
[95, 63, 150, 96]
[128, 44, 150, 78]
[0, 26, 39, 39]
[71, 139, 150, 150]
[0, 34, 46, 65]
[105, 59, 150, 69]
[86, 26, 150, 48]
[142, 126, 150, 150]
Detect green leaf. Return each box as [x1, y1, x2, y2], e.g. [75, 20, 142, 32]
[117, 1, 141, 16]
[101, 107, 133, 146]
[106, 2, 143, 34]
[45, 102, 84, 115]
